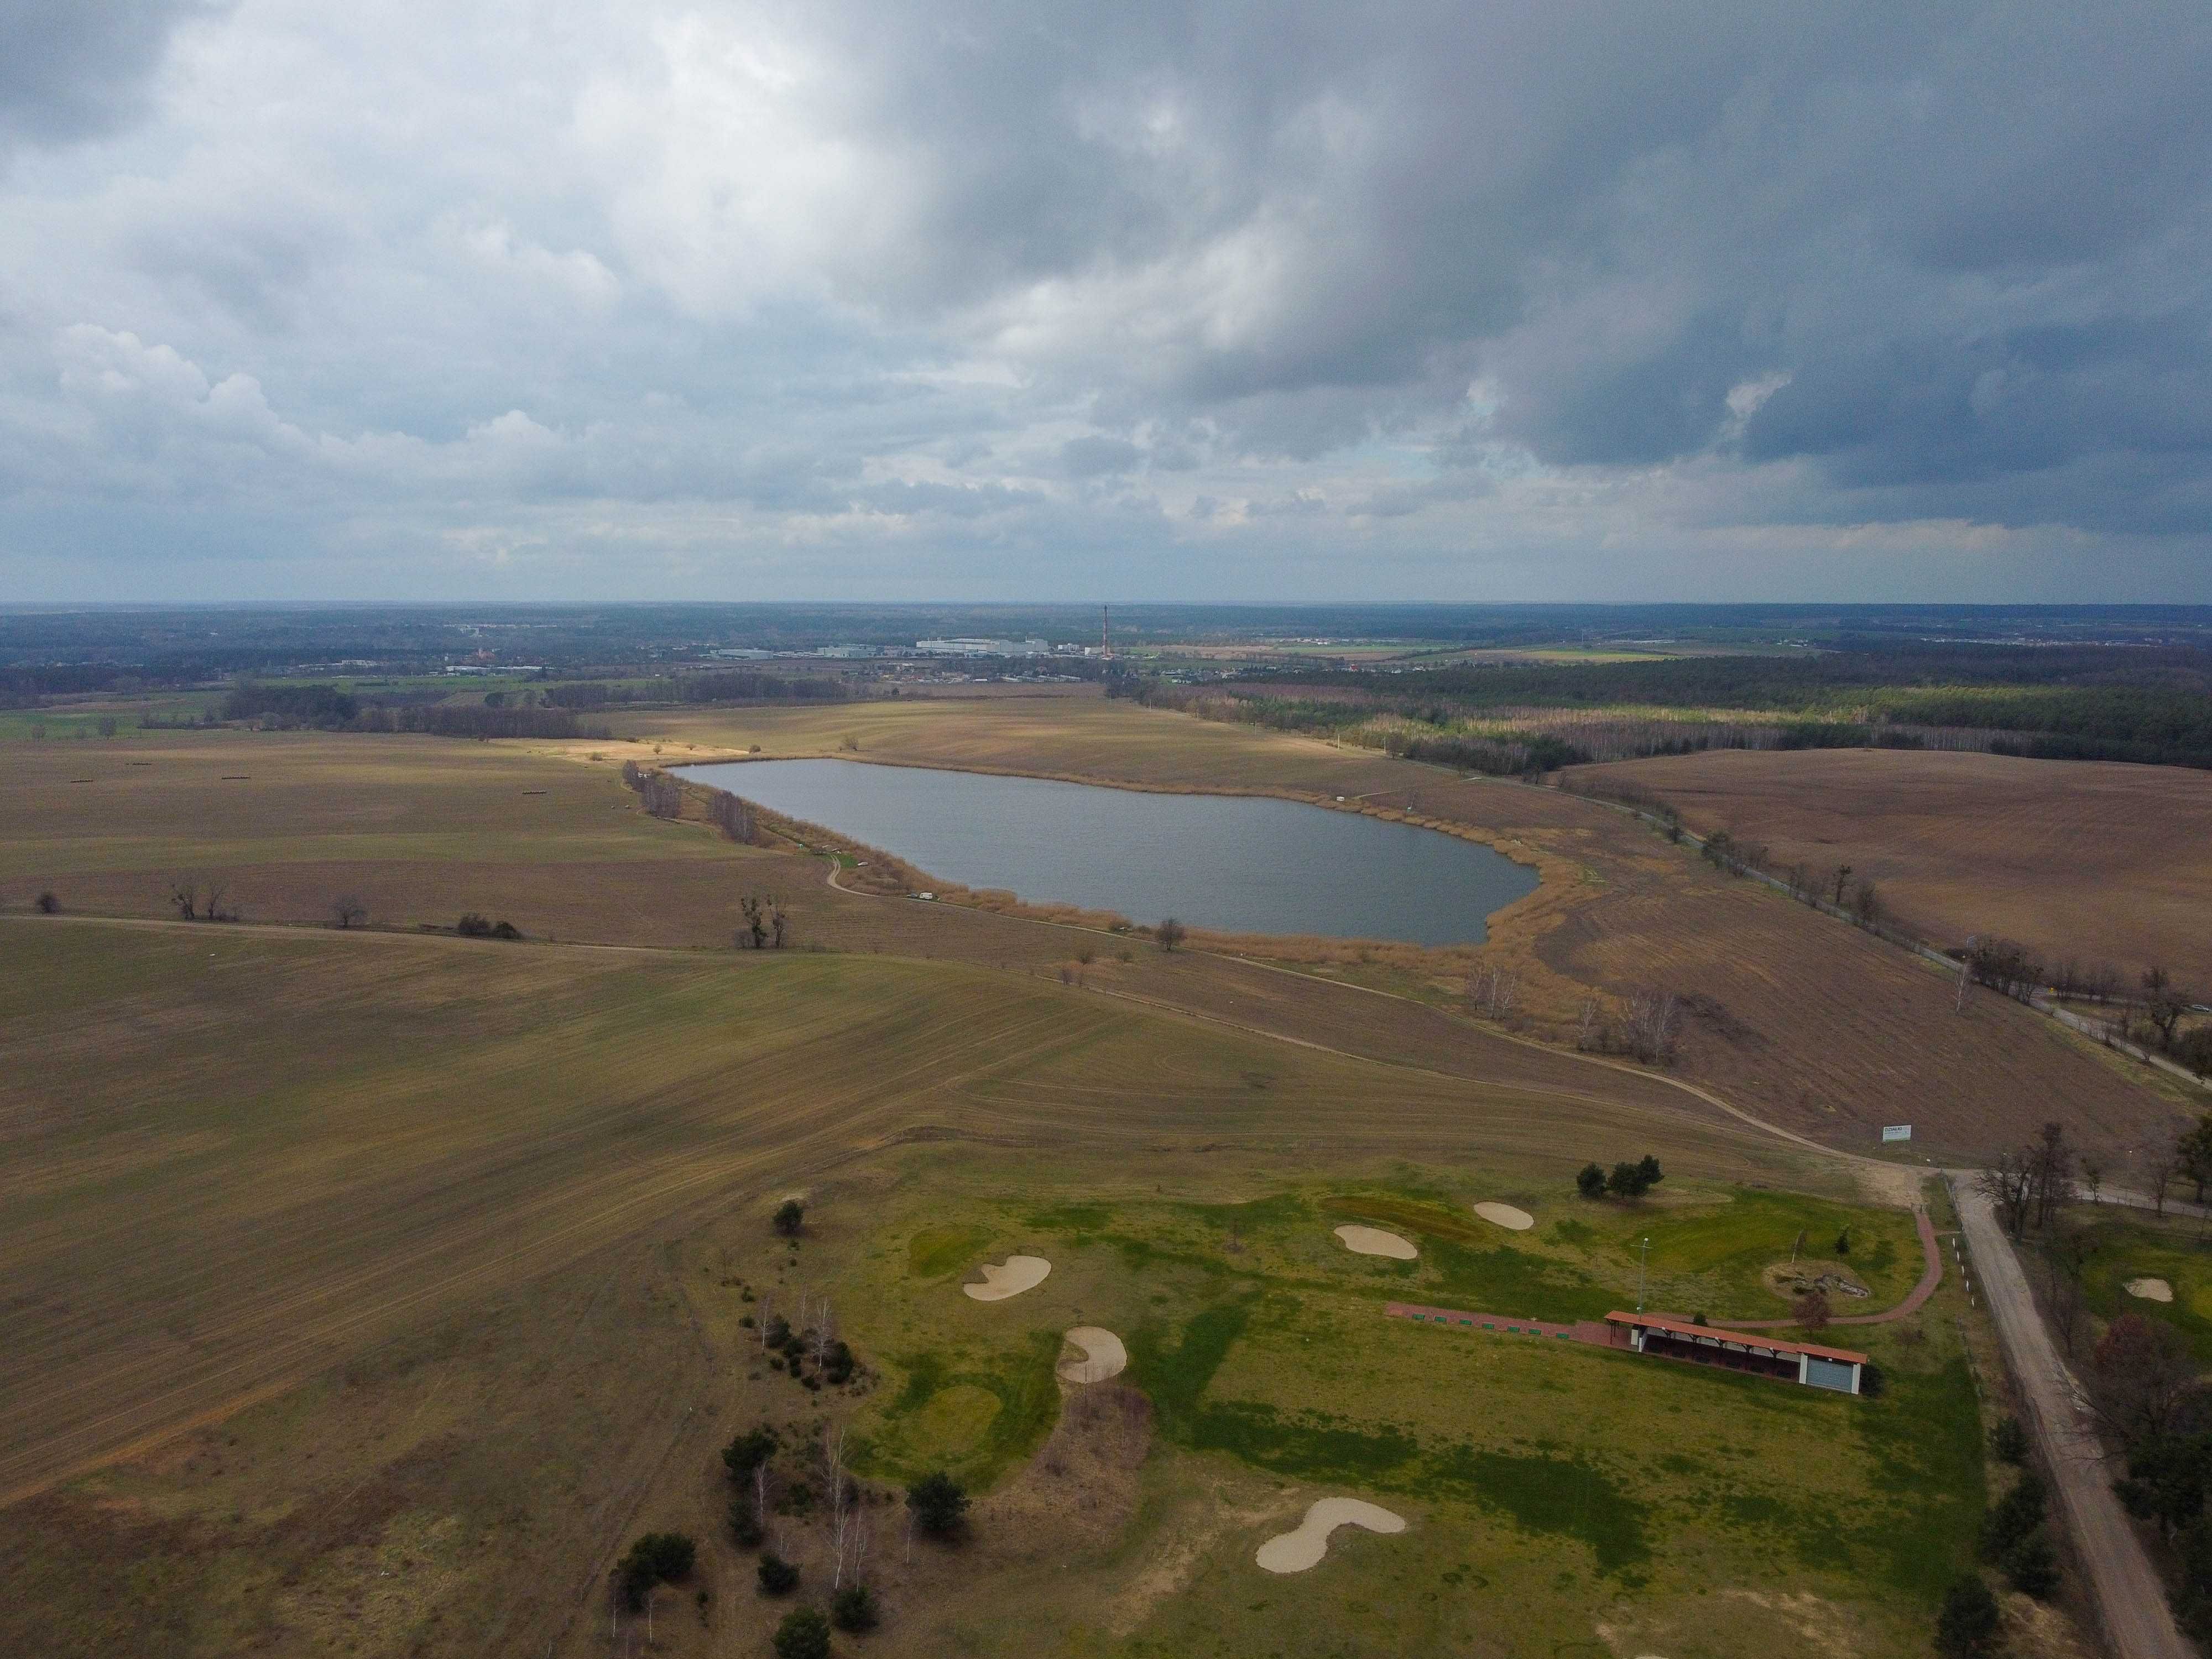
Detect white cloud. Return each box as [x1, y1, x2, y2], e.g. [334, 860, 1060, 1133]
[0, 0, 2207, 600]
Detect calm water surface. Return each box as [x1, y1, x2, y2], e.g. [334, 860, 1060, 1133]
[679, 758, 1538, 945]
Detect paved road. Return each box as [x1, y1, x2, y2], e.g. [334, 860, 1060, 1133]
[1953, 1175, 2194, 1659]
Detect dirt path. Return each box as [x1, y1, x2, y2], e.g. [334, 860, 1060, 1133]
[1954, 1176, 2194, 1659]
[1715, 1207, 1942, 1329]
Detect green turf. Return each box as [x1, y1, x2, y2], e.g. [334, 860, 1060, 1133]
[2069, 1214, 2212, 1362]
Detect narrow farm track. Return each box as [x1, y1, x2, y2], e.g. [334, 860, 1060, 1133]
[0, 916, 1828, 1511]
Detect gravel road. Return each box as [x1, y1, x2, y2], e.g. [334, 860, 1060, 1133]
[1953, 1176, 2194, 1659]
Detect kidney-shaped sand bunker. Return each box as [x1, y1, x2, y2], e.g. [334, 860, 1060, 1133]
[1333, 1224, 1418, 1260]
[1255, 1498, 1407, 1573]
[963, 1255, 1052, 1301]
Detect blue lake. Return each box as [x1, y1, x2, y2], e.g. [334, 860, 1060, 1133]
[679, 758, 1538, 945]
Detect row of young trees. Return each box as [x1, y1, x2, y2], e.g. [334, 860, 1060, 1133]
[1575, 1156, 1664, 1200]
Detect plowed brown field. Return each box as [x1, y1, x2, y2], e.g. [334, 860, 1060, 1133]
[0, 917, 1802, 1513]
[1575, 747, 2212, 989]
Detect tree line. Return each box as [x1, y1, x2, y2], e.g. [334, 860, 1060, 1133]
[546, 670, 849, 708]
[221, 682, 603, 739]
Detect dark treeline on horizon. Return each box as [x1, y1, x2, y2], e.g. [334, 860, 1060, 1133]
[4, 601, 2212, 676]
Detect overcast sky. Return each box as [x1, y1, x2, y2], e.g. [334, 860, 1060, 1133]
[2, 1, 2208, 602]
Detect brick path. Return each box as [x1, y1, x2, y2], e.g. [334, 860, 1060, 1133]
[1713, 1204, 1942, 1330]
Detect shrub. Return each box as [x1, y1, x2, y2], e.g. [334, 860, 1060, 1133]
[906, 1472, 969, 1538]
[757, 1552, 800, 1595]
[456, 912, 493, 937]
[1992, 1417, 2029, 1463]
[772, 1606, 832, 1659]
[722, 1425, 779, 1479]
[774, 1199, 806, 1237]
[490, 919, 521, 940]
[1981, 1472, 2048, 1559]
[2003, 1529, 2060, 1598]
[823, 1340, 855, 1385]
[1834, 1228, 1851, 1256]
[727, 1499, 764, 1550]
[614, 1531, 695, 1608]
[831, 1582, 879, 1632]
[1935, 1574, 2000, 1657]
[1859, 1360, 1886, 1398]
[34, 890, 58, 914]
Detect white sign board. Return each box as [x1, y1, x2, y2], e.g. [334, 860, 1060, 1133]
[1881, 1124, 1913, 1144]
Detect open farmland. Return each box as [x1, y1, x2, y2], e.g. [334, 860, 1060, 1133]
[554, 693, 2190, 1161]
[1574, 747, 2212, 991]
[0, 917, 1883, 1656]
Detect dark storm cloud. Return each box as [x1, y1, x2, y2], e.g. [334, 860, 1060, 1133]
[0, 0, 218, 148]
[2, 0, 2208, 599]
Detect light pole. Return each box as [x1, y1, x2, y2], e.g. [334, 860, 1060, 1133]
[1637, 1237, 1650, 1312]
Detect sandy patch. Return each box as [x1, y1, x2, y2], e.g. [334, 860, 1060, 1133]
[1473, 1202, 1533, 1232]
[964, 1255, 1051, 1301]
[2127, 1277, 2174, 1302]
[1333, 1224, 1418, 1260]
[1254, 1497, 1406, 1573]
[1058, 1327, 1129, 1384]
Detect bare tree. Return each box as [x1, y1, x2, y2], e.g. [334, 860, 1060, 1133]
[769, 900, 789, 950]
[2079, 1156, 2104, 1206]
[1622, 987, 1681, 1065]
[1850, 878, 1882, 927]
[1469, 965, 1520, 1021]
[2090, 1313, 2201, 1445]
[1969, 937, 2047, 1003]
[738, 896, 769, 950]
[1793, 1289, 1832, 1331]
[708, 789, 753, 843]
[202, 880, 233, 922]
[1829, 863, 1854, 906]
[2027, 1121, 2075, 1230]
[2180, 1113, 2212, 1204]
[2143, 967, 2191, 1049]
[169, 878, 199, 921]
[2041, 1221, 2095, 1357]
[1574, 997, 1603, 1051]
[1155, 917, 1187, 952]
[2142, 1138, 2182, 1217]
[1976, 1151, 2035, 1238]
[331, 894, 366, 930]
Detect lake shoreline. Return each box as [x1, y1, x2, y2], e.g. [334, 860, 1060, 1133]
[675, 755, 1539, 947]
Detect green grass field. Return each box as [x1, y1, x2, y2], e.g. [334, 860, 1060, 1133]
[2070, 1212, 2212, 1362]
[807, 1167, 1979, 1657]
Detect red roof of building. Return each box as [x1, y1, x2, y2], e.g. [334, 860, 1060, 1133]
[1606, 1311, 1869, 1366]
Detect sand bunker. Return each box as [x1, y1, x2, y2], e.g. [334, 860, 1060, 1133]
[1255, 1498, 1407, 1574]
[2127, 1277, 2175, 1302]
[963, 1255, 1051, 1301]
[1333, 1224, 1418, 1260]
[1057, 1327, 1129, 1384]
[1473, 1202, 1533, 1232]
